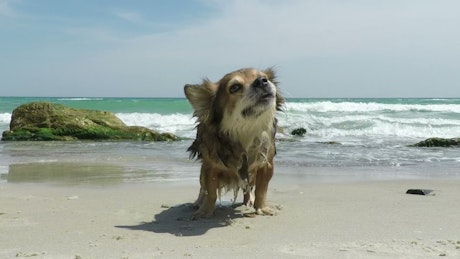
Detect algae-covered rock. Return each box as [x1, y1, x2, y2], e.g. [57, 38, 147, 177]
[411, 137, 460, 147]
[291, 127, 307, 137]
[1, 102, 179, 141]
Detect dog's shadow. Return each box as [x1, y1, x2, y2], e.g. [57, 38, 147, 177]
[116, 203, 249, 236]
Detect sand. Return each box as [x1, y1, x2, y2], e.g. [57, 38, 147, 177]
[1, 179, 460, 258]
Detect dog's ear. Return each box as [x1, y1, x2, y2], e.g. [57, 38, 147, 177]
[184, 79, 216, 119]
[263, 67, 277, 85]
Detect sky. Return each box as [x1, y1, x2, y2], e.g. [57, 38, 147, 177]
[1, 0, 459, 98]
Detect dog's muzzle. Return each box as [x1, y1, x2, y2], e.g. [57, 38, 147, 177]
[252, 77, 275, 102]
[241, 77, 276, 117]
[252, 76, 269, 90]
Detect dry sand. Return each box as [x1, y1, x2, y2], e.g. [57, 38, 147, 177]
[1, 179, 460, 258]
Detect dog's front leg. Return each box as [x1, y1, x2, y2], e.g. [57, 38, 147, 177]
[192, 166, 207, 209]
[243, 188, 254, 207]
[192, 167, 219, 219]
[254, 165, 274, 215]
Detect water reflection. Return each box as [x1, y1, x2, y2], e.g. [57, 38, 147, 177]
[5, 161, 198, 185]
[7, 162, 127, 185]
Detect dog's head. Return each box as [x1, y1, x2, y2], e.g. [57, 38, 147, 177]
[184, 68, 284, 126]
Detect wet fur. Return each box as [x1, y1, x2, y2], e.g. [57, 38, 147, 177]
[184, 68, 284, 219]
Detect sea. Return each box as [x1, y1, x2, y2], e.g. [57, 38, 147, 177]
[1, 97, 460, 185]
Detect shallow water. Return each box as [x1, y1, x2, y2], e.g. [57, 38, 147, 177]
[1, 139, 459, 185]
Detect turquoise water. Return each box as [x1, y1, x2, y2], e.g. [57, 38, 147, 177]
[0, 97, 192, 114]
[1, 97, 460, 184]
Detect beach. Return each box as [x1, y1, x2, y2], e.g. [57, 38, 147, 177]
[3, 0, 460, 256]
[2, 178, 460, 258]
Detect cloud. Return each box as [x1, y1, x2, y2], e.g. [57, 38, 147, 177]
[0, 0, 18, 17]
[113, 10, 144, 24]
[92, 0, 458, 75]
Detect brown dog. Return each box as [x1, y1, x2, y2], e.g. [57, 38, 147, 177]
[184, 68, 284, 219]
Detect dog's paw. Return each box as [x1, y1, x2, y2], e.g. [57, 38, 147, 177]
[255, 206, 277, 216]
[243, 191, 255, 207]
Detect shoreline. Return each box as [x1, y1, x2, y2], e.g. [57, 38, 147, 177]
[1, 179, 460, 258]
[3, 159, 460, 186]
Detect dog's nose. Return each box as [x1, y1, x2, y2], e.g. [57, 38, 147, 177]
[252, 77, 269, 89]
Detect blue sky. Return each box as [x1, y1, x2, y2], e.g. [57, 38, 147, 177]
[1, 0, 459, 98]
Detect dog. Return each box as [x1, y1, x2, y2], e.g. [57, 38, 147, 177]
[184, 68, 284, 219]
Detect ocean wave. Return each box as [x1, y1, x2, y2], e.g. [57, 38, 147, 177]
[116, 112, 196, 137]
[57, 97, 104, 101]
[279, 101, 460, 140]
[279, 114, 460, 140]
[281, 113, 460, 128]
[0, 113, 11, 124]
[286, 101, 460, 113]
[1, 102, 459, 141]
[317, 123, 457, 139]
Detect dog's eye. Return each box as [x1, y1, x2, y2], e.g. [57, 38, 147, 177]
[229, 84, 243, 94]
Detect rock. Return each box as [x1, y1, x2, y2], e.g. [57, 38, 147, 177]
[411, 138, 460, 147]
[317, 141, 341, 145]
[1, 102, 179, 141]
[406, 189, 434, 195]
[291, 127, 307, 137]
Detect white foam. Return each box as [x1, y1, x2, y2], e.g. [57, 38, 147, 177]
[0, 113, 11, 133]
[279, 102, 460, 140]
[116, 112, 196, 137]
[286, 101, 460, 113]
[57, 97, 104, 101]
[0, 113, 11, 124]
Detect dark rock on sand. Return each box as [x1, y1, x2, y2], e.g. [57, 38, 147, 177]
[406, 189, 434, 195]
[291, 127, 307, 137]
[411, 138, 460, 147]
[1, 102, 179, 141]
